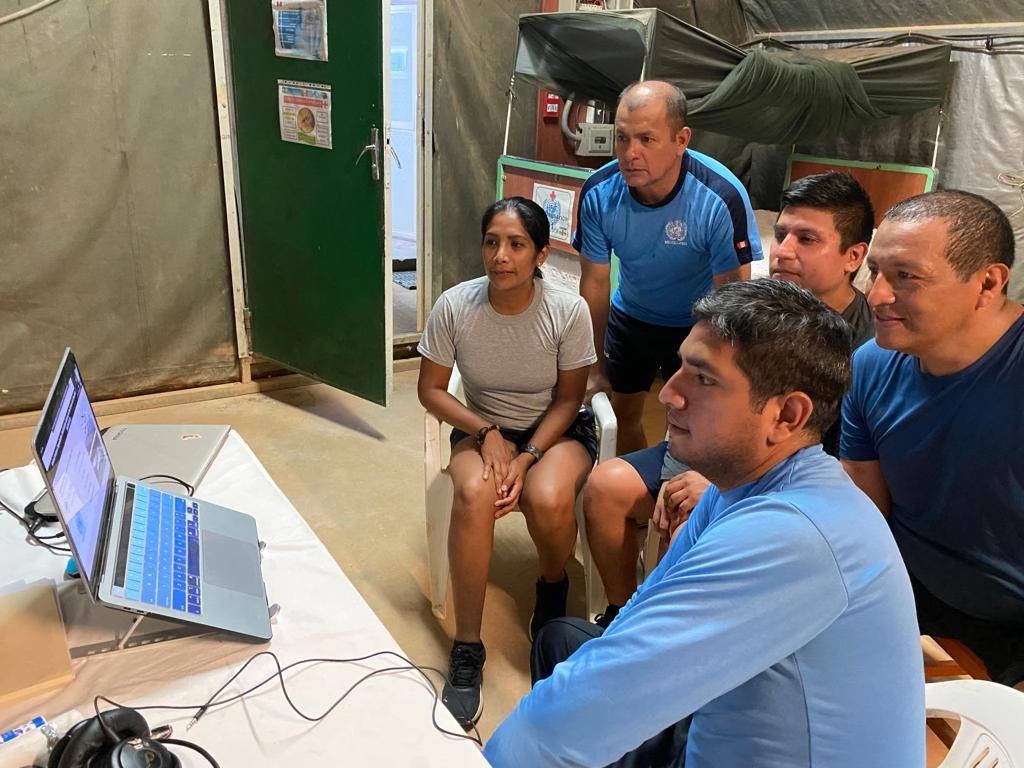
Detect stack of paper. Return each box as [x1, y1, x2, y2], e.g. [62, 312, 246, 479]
[0, 582, 74, 708]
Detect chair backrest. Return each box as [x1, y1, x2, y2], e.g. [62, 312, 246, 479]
[926, 679, 1024, 768]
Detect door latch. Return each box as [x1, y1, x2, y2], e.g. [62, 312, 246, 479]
[355, 126, 380, 181]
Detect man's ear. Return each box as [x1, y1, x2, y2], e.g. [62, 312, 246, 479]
[976, 262, 1011, 308]
[676, 126, 692, 156]
[844, 242, 869, 276]
[767, 391, 814, 445]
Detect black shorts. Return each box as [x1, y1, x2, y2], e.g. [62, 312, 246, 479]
[605, 305, 692, 395]
[911, 572, 1024, 686]
[450, 408, 599, 465]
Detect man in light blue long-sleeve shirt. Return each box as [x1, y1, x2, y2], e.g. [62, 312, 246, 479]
[484, 279, 924, 768]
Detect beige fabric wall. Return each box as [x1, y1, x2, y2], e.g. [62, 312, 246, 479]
[0, 0, 237, 415]
[431, 0, 541, 298]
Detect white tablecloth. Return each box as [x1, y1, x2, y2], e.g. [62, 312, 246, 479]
[0, 431, 488, 767]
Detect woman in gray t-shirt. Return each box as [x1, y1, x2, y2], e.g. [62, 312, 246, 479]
[418, 197, 598, 730]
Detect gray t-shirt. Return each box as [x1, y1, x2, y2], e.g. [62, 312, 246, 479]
[418, 276, 597, 431]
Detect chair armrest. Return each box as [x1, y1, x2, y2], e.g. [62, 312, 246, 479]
[447, 365, 463, 398]
[591, 392, 617, 465]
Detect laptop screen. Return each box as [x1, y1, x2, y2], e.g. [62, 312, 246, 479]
[33, 350, 115, 586]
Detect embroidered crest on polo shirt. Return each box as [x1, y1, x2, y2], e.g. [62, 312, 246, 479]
[664, 219, 687, 245]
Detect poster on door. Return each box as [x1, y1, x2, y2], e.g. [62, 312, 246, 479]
[533, 184, 574, 244]
[272, 0, 328, 61]
[278, 80, 332, 149]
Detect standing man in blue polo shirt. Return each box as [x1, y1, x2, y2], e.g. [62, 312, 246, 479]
[842, 189, 1024, 687]
[575, 80, 762, 454]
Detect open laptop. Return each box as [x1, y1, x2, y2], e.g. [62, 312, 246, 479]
[31, 349, 272, 642]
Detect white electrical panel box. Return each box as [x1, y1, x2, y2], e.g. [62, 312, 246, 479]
[576, 123, 614, 156]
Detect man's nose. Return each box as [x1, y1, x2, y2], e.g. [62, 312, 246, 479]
[774, 234, 797, 258]
[658, 380, 685, 409]
[868, 272, 893, 307]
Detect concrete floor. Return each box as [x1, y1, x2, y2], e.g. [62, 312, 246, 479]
[0, 365, 667, 740]
[393, 282, 418, 336]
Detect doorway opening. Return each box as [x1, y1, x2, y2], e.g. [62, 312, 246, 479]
[390, 0, 420, 340]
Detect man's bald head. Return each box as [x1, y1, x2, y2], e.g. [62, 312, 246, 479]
[618, 80, 688, 134]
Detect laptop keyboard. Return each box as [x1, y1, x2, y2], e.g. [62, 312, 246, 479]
[115, 484, 202, 615]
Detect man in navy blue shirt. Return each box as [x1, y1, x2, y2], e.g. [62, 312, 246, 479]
[842, 189, 1024, 686]
[575, 80, 761, 455]
[485, 280, 924, 768]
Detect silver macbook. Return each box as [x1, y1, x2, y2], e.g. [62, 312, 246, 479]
[31, 349, 272, 642]
[103, 424, 230, 493]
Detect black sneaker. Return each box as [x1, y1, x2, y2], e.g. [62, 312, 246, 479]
[530, 572, 569, 641]
[442, 641, 486, 729]
[594, 603, 621, 630]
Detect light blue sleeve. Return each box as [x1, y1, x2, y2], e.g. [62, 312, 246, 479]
[632, 484, 718, 602]
[483, 501, 848, 768]
[574, 189, 612, 264]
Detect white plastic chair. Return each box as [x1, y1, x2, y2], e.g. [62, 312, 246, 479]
[927, 679, 1024, 767]
[424, 366, 617, 621]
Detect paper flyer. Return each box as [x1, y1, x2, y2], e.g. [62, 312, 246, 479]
[278, 80, 332, 149]
[272, 0, 328, 61]
[533, 184, 574, 244]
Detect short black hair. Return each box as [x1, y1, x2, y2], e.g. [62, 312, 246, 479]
[692, 279, 852, 437]
[883, 190, 1015, 281]
[780, 172, 875, 252]
[618, 81, 688, 134]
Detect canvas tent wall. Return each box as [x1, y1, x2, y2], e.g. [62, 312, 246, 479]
[0, 0, 238, 415]
[513, 10, 952, 147]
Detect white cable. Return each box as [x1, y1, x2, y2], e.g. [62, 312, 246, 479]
[560, 98, 581, 144]
[997, 170, 1024, 218]
[0, 0, 63, 26]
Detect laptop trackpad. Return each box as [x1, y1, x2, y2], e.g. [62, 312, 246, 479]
[202, 530, 263, 597]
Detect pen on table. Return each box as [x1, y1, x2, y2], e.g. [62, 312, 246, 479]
[1, 715, 45, 743]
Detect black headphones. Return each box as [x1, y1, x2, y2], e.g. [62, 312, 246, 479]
[48, 709, 211, 768]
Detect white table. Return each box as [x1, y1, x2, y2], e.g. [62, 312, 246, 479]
[0, 431, 489, 767]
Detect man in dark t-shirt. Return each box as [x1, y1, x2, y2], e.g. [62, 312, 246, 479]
[769, 172, 876, 454]
[583, 172, 876, 625]
[842, 189, 1024, 687]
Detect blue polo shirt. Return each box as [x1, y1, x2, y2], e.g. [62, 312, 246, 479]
[484, 446, 924, 768]
[573, 150, 762, 327]
[841, 312, 1024, 622]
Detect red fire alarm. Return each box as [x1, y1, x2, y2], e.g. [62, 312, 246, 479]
[543, 92, 561, 120]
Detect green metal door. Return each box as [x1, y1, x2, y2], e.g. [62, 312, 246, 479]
[224, 1, 391, 405]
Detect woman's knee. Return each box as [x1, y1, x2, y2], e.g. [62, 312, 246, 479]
[451, 474, 497, 520]
[522, 480, 576, 527]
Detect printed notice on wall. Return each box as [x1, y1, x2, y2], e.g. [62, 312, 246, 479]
[272, 0, 328, 61]
[278, 80, 332, 149]
[533, 184, 574, 244]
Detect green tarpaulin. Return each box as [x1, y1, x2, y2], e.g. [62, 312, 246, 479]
[514, 10, 952, 144]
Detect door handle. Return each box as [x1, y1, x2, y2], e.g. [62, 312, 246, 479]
[355, 126, 380, 181]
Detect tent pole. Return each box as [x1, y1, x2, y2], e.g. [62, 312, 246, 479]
[930, 108, 944, 173]
[503, 73, 516, 156]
